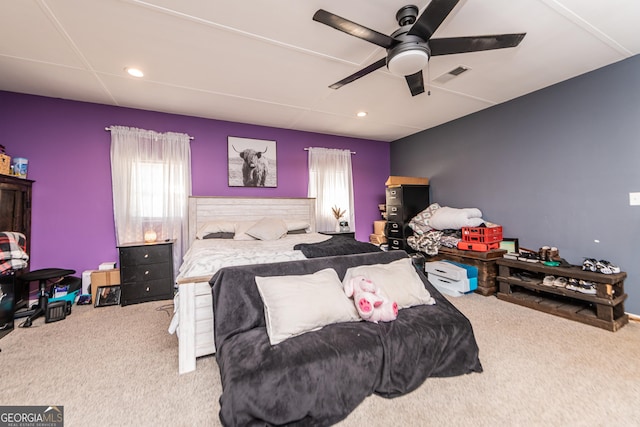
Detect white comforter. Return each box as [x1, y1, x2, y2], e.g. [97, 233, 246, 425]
[176, 232, 331, 283]
[169, 232, 331, 338]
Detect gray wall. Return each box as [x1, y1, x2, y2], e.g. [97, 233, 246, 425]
[391, 54, 640, 315]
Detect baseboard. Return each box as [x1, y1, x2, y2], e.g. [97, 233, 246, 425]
[627, 312, 640, 322]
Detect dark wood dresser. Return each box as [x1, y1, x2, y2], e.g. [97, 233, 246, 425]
[118, 240, 174, 306]
[0, 174, 33, 260]
[0, 174, 33, 312]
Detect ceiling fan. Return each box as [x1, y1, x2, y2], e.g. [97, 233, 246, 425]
[313, 0, 526, 96]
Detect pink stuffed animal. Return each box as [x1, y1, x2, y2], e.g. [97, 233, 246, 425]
[344, 275, 398, 323]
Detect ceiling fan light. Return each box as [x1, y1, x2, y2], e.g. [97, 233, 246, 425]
[387, 49, 429, 76]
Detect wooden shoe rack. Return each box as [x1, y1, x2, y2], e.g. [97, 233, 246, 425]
[496, 258, 628, 331]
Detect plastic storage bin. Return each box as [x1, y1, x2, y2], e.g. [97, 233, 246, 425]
[461, 226, 503, 243]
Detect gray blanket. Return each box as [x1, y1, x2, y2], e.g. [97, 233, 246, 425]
[293, 235, 382, 258]
[211, 251, 482, 426]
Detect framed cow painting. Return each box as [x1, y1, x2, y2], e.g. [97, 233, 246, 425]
[227, 136, 277, 188]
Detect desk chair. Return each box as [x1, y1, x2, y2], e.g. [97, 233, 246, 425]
[14, 268, 76, 327]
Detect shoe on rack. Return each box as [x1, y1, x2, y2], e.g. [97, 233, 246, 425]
[548, 247, 561, 262]
[518, 252, 539, 263]
[513, 272, 536, 282]
[582, 258, 597, 272]
[552, 277, 568, 288]
[595, 260, 620, 275]
[538, 246, 551, 262]
[542, 275, 555, 287]
[577, 280, 597, 294]
[566, 278, 580, 292]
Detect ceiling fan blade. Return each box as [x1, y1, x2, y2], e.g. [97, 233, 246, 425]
[328, 57, 387, 90]
[405, 71, 425, 96]
[430, 33, 526, 56]
[313, 9, 397, 49]
[407, 0, 460, 40]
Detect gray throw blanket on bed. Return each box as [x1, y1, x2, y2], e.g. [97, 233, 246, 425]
[293, 235, 382, 258]
[210, 251, 482, 426]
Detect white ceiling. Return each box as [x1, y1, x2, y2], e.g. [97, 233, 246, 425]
[1, 0, 638, 142]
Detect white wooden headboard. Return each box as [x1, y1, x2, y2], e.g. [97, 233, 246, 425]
[188, 196, 317, 244]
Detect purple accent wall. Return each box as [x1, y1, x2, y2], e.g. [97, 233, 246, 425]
[1, 91, 390, 275]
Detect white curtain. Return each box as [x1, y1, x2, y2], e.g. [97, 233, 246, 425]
[109, 126, 192, 276]
[307, 147, 355, 233]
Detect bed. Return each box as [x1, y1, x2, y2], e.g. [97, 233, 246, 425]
[212, 250, 483, 426]
[170, 196, 381, 374]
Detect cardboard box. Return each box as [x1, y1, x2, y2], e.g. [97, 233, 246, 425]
[385, 176, 429, 187]
[373, 220, 386, 235]
[369, 234, 387, 245]
[90, 269, 120, 305]
[0, 153, 10, 175]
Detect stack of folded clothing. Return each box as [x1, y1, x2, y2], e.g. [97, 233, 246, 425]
[424, 260, 478, 297]
[0, 231, 29, 274]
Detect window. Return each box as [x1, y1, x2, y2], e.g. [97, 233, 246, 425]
[109, 126, 192, 275]
[307, 148, 355, 232]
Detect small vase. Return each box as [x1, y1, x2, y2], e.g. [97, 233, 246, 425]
[335, 220, 341, 232]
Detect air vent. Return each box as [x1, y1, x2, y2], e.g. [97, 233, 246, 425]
[433, 66, 470, 84]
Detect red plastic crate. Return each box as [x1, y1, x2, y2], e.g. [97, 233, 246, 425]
[461, 226, 503, 243]
[457, 241, 501, 252]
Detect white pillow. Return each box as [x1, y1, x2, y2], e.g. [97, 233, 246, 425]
[196, 220, 236, 239]
[428, 207, 484, 230]
[233, 221, 258, 240]
[284, 220, 311, 232]
[342, 258, 435, 309]
[256, 268, 361, 345]
[246, 218, 288, 241]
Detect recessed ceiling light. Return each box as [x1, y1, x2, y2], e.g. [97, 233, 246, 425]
[356, 111, 367, 117]
[125, 67, 144, 78]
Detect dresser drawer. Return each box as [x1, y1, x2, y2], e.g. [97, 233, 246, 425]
[385, 185, 430, 212]
[120, 262, 172, 283]
[121, 278, 173, 305]
[119, 244, 172, 266]
[385, 221, 413, 239]
[385, 187, 404, 207]
[388, 238, 409, 251]
[386, 205, 411, 223]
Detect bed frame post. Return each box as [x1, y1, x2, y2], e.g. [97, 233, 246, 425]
[178, 282, 197, 374]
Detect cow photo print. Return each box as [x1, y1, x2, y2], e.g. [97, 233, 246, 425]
[228, 136, 277, 187]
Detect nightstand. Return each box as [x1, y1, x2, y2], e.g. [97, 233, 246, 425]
[118, 240, 174, 306]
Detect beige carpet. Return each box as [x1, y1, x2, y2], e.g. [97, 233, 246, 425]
[2, 294, 639, 426]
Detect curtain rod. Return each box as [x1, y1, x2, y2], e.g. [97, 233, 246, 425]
[304, 147, 355, 155]
[104, 127, 194, 140]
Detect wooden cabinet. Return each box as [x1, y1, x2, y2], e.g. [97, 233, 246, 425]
[118, 240, 174, 306]
[496, 258, 628, 331]
[0, 175, 33, 310]
[0, 175, 33, 260]
[385, 185, 429, 251]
